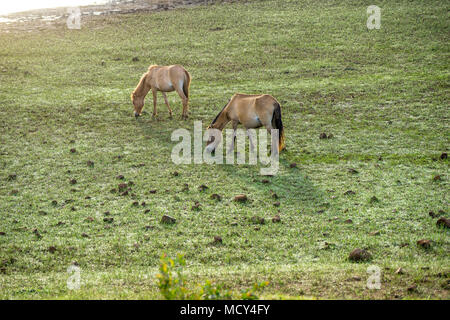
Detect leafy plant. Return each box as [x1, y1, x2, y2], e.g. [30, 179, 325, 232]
[156, 254, 267, 300]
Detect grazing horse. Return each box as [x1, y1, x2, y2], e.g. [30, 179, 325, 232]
[131, 64, 191, 119]
[206, 93, 285, 153]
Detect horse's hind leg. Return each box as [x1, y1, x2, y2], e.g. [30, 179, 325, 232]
[175, 86, 188, 120]
[162, 92, 173, 118]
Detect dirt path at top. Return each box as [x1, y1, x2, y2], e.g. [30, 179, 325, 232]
[0, 0, 225, 32]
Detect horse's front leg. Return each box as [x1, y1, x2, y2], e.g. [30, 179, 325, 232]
[227, 121, 239, 155]
[152, 89, 158, 117]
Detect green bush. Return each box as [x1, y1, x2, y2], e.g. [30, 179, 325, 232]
[156, 254, 268, 300]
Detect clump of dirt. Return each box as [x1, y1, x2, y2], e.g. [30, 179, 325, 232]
[211, 194, 221, 201]
[48, 246, 56, 254]
[70, 148, 76, 153]
[348, 248, 371, 262]
[191, 201, 201, 211]
[319, 132, 333, 139]
[213, 236, 222, 244]
[70, 179, 77, 185]
[272, 215, 281, 223]
[103, 217, 114, 223]
[417, 239, 431, 249]
[440, 152, 447, 160]
[289, 163, 297, 168]
[436, 217, 450, 229]
[234, 194, 247, 202]
[161, 215, 176, 224]
[250, 216, 265, 225]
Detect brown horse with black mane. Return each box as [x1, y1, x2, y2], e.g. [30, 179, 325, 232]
[131, 64, 191, 119]
[207, 93, 285, 153]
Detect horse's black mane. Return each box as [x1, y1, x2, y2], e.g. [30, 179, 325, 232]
[211, 100, 229, 125]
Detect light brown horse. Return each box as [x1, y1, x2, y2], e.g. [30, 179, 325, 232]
[131, 64, 191, 119]
[207, 93, 285, 152]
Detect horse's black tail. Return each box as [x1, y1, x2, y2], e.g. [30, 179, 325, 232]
[272, 102, 285, 152]
[183, 70, 191, 99]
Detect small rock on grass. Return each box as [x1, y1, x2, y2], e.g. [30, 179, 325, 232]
[213, 236, 222, 244]
[348, 248, 371, 262]
[395, 267, 405, 275]
[161, 215, 176, 224]
[417, 239, 431, 249]
[272, 215, 281, 223]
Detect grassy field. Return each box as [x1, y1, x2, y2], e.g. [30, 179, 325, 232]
[0, 0, 448, 299]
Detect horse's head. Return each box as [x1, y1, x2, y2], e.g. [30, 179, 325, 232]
[131, 92, 144, 118]
[205, 126, 222, 153]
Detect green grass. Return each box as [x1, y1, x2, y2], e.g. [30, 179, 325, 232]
[0, 0, 449, 299]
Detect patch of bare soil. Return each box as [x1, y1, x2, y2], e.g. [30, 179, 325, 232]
[0, 0, 214, 32]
